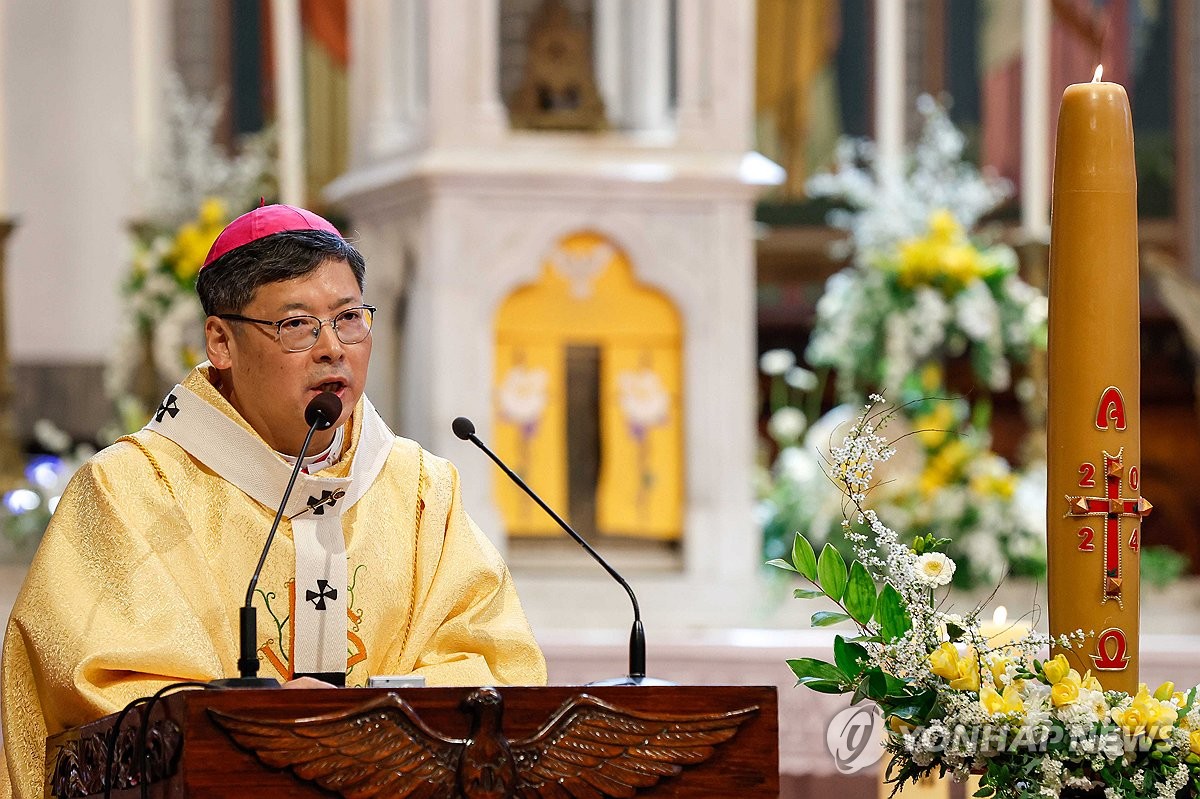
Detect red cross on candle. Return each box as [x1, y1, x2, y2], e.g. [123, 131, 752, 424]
[1065, 448, 1152, 605]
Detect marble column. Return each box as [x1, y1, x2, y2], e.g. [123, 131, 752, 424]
[271, 0, 305, 205]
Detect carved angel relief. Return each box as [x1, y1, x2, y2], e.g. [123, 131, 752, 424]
[208, 687, 758, 798]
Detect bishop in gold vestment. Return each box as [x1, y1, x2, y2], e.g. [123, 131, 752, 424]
[0, 204, 546, 798]
[2, 367, 547, 797]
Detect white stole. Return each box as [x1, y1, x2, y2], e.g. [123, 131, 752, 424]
[145, 384, 394, 676]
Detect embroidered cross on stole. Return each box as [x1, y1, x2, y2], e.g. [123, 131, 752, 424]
[145, 384, 394, 681]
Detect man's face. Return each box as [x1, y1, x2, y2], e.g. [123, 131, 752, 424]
[205, 258, 371, 456]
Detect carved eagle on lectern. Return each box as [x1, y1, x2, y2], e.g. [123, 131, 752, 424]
[208, 687, 757, 798]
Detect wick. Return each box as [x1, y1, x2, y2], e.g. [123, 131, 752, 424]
[1092, 65, 1104, 83]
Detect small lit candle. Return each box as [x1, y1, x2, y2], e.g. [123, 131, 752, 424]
[979, 606, 1031, 649]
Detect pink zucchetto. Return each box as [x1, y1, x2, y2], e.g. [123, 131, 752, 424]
[202, 203, 343, 269]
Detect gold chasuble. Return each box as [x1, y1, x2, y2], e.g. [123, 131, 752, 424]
[1, 365, 546, 798]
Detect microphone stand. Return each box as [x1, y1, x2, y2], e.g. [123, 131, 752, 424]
[453, 417, 672, 686]
[212, 394, 340, 688]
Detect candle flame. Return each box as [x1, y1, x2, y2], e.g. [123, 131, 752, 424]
[1093, 65, 1104, 82]
[993, 606, 1008, 626]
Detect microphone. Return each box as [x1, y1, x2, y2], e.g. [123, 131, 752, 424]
[452, 416, 670, 686]
[212, 392, 343, 688]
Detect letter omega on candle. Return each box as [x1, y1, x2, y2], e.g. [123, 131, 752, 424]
[1046, 77, 1148, 695]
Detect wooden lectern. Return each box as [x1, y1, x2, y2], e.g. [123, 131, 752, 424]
[44, 685, 778, 798]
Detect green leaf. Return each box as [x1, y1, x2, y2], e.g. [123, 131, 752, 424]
[973, 786, 995, 798]
[766, 558, 798, 573]
[787, 658, 844, 684]
[793, 588, 823, 599]
[791, 534, 818, 581]
[833, 635, 869, 680]
[802, 679, 850, 694]
[816, 543, 848, 601]
[844, 561, 877, 624]
[875, 583, 911, 642]
[810, 611, 853, 627]
[851, 677, 870, 706]
[865, 669, 888, 701]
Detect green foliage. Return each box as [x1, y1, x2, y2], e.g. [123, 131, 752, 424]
[816, 543, 848, 601]
[768, 533, 931, 728]
[1142, 544, 1190, 589]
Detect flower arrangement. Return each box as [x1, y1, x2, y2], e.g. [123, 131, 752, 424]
[105, 74, 274, 429]
[774, 397, 1200, 799]
[804, 96, 1047, 403]
[758, 96, 1050, 589]
[759, 353, 1047, 589]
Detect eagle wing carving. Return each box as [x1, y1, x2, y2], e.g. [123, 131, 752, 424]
[208, 693, 464, 798]
[510, 694, 759, 798]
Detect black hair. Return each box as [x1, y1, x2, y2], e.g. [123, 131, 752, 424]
[195, 230, 366, 316]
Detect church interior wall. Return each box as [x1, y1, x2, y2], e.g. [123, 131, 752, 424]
[1, 0, 141, 441]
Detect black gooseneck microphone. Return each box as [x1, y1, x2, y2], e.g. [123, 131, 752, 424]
[211, 391, 343, 688]
[452, 416, 671, 686]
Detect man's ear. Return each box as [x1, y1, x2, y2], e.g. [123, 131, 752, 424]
[205, 317, 235, 369]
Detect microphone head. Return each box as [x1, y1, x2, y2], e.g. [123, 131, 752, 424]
[452, 417, 476, 440]
[305, 392, 343, 430]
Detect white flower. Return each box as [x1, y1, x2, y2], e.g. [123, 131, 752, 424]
[775, 446, 819, 484]
[758, 348, 795, 376]
[617, 369, 670, 433]
[912, 552, 956, 586]
[767, 407, 806, 444]
[153, 296, 205, 379]
[496, 365, 549, 429]
[32, 420, 72, 453]
[955, 280, 1000, 343]
[784, 366, 818, 391]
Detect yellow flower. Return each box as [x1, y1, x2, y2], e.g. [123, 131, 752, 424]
[930, 644, 979, 691]
[919, 440, 971, 497]
[941, 244, 984, 286]
[1190, 730, 1200, 756]
[1154, 681, 1175, 702]
[919, 363, 943, 393]
[981, 683, 1024, 716]
[1043, 654, 1071, 685]
[915, 403, 956, 449]
[927, 209, 959, 243]
[929, 642, 960, 681]
[199, 197, 227, 228]
[1112, 686, 1179, 739]
[969, 454, 1017, 499]
[1051, 669, 1082, 707]
[892, 210, 986, 293]
[980, 685, 1005, 715]
[949, 649, 980, 692]
[987, 656, 1011, 688]
[1081, 670, 1103, 691]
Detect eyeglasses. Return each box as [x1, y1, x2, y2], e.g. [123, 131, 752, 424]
[217, 305, 377, 352]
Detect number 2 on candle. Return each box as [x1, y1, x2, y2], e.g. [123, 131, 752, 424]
[1079, 463, 1096, 488]
[1078, 527, 1095, 552]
